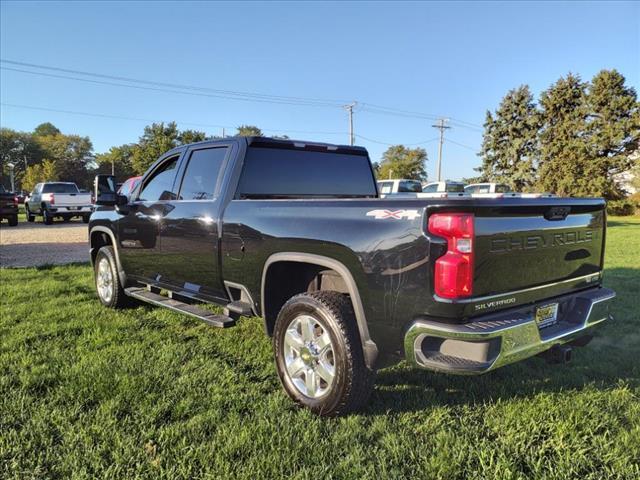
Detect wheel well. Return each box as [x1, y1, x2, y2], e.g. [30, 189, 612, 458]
[262, 261, 349, 335]
[90, 230, 113, 265]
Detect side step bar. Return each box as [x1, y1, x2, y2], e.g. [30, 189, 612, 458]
[125, 287, 236, 328]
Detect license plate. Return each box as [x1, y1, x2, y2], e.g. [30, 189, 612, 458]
[535, 303, 559, 329]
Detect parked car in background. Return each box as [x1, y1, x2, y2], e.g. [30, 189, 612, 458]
[465, 183, 555, 199]
[377, 179, 422, 197]
[0, 185, 19, 226]
[420, 181, 467, 198]
[25, 182, 93, 224]
[464, 182, 520, 198]
[117, 176, 142, 200]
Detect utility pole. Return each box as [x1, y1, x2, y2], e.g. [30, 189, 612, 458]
[222, 127, 226, 138]
[432, 118, 451, 182]
[343, 102, 357, 146]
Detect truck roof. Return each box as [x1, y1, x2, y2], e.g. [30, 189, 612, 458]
[164, 136, 369, 157]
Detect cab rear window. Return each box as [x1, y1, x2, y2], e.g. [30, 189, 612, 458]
[237, 147, 377, 198]
[42, 183, 79, 194]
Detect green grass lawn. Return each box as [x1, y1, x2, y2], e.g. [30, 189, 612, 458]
[1, 218, 639, 479]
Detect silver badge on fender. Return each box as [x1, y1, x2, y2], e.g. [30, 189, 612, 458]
[366, 209, 421, 220]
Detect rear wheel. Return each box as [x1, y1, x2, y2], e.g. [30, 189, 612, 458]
[94, 246, 129, 308]
[8, 215, 18, 226]
[82, 214, 90, 224]
[273, 291, 375, 416]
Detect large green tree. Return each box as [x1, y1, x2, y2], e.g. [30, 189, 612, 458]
[0, 128, 45, 191]
[584, 69, 640, 198]
[478, 85, 541, 191]
[377, 145, 427, 180]
[537, 71, 640, 198]
[33, 122, 61, 137]
[536, 73, 591, 196]
[95, 144, 137, 178]
[36, 132, 94, 188]
[130, 122, 209, 174]
[236, 125, 263, 137]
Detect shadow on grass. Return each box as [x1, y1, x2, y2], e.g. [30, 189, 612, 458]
[364, 266, 640, 416]
[607, 219, 640, 227]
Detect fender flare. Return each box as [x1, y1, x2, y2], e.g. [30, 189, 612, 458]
[261, 252, 378, 369]
[89, 226, 127, 286]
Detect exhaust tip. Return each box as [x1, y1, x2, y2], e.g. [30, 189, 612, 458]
[538, 345, 573, 364]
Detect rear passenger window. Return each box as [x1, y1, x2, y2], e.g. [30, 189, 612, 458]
[179, 147, 228, 200]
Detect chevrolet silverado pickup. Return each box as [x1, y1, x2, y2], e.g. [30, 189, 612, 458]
[25, 182, 93, 224]
[89, 137, 615, 416]
[0, 185, 19, 226]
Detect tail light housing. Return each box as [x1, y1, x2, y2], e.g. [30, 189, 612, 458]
[50, 194, 55, 205]
[13, 196, 18, 205]
[428, 213, 474, 298]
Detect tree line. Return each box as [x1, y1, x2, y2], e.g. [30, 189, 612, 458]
[0, 123, 267, 192]
[1, 68, 637, 197]
[476, 69, 639, 199]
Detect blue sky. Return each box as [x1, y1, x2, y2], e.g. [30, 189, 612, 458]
[1, 1, 638, 180]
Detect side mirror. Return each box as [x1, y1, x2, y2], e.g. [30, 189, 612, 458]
[94, 174, 117, 205]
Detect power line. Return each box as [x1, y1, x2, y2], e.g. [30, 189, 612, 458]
[0, 59, 346, 107]
[0, 58, 485, 130]
[444, 138, 478, 151]
[1, 102, 450, 150]
[0, 102, 346, 136]
[354, 134, 440, 146]
[359, 103, 484, 132]
[0, 66, 347, 108]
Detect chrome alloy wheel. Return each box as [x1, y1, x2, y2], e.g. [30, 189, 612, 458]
[283, 314, 336, 399]
[96, 257, 114, 303]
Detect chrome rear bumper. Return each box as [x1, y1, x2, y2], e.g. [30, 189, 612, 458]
[404, 287, 615, 374]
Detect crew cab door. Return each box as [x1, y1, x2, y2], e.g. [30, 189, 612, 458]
[117, 152, 183, 283]
[156, 144, 233, 301]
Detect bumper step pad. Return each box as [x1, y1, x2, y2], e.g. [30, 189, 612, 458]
[125, 287, 236, 328]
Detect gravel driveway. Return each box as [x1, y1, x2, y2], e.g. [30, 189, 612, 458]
[0, 220, 89, 268]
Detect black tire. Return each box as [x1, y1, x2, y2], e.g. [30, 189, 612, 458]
[25, 205, 35, 222]
[273, 291, 375, 416]
[43, 208, 53, 225]
[82, 214, 90, 224]
[8, 215, 18, 227]
[94, 246, 129, 308]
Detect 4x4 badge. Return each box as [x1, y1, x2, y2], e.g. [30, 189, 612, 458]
[366, 209, 421, 220]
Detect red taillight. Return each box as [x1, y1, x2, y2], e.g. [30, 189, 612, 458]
[13, 196, 18, 205]
[50, 194, 55, 205]
[428, 213, 474, 298]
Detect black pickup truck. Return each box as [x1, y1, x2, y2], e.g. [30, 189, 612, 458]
[89, 137, 615, 416]
[0, 185, 19, 226]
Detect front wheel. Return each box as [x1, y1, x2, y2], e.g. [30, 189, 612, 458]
[25, 205, 35, 222]
[94, 246, 129, 308]
[273, 291, 375, 416]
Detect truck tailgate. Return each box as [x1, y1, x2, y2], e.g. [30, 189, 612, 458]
[51, 193, 92, 206]
[472, 201, 605, 297]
